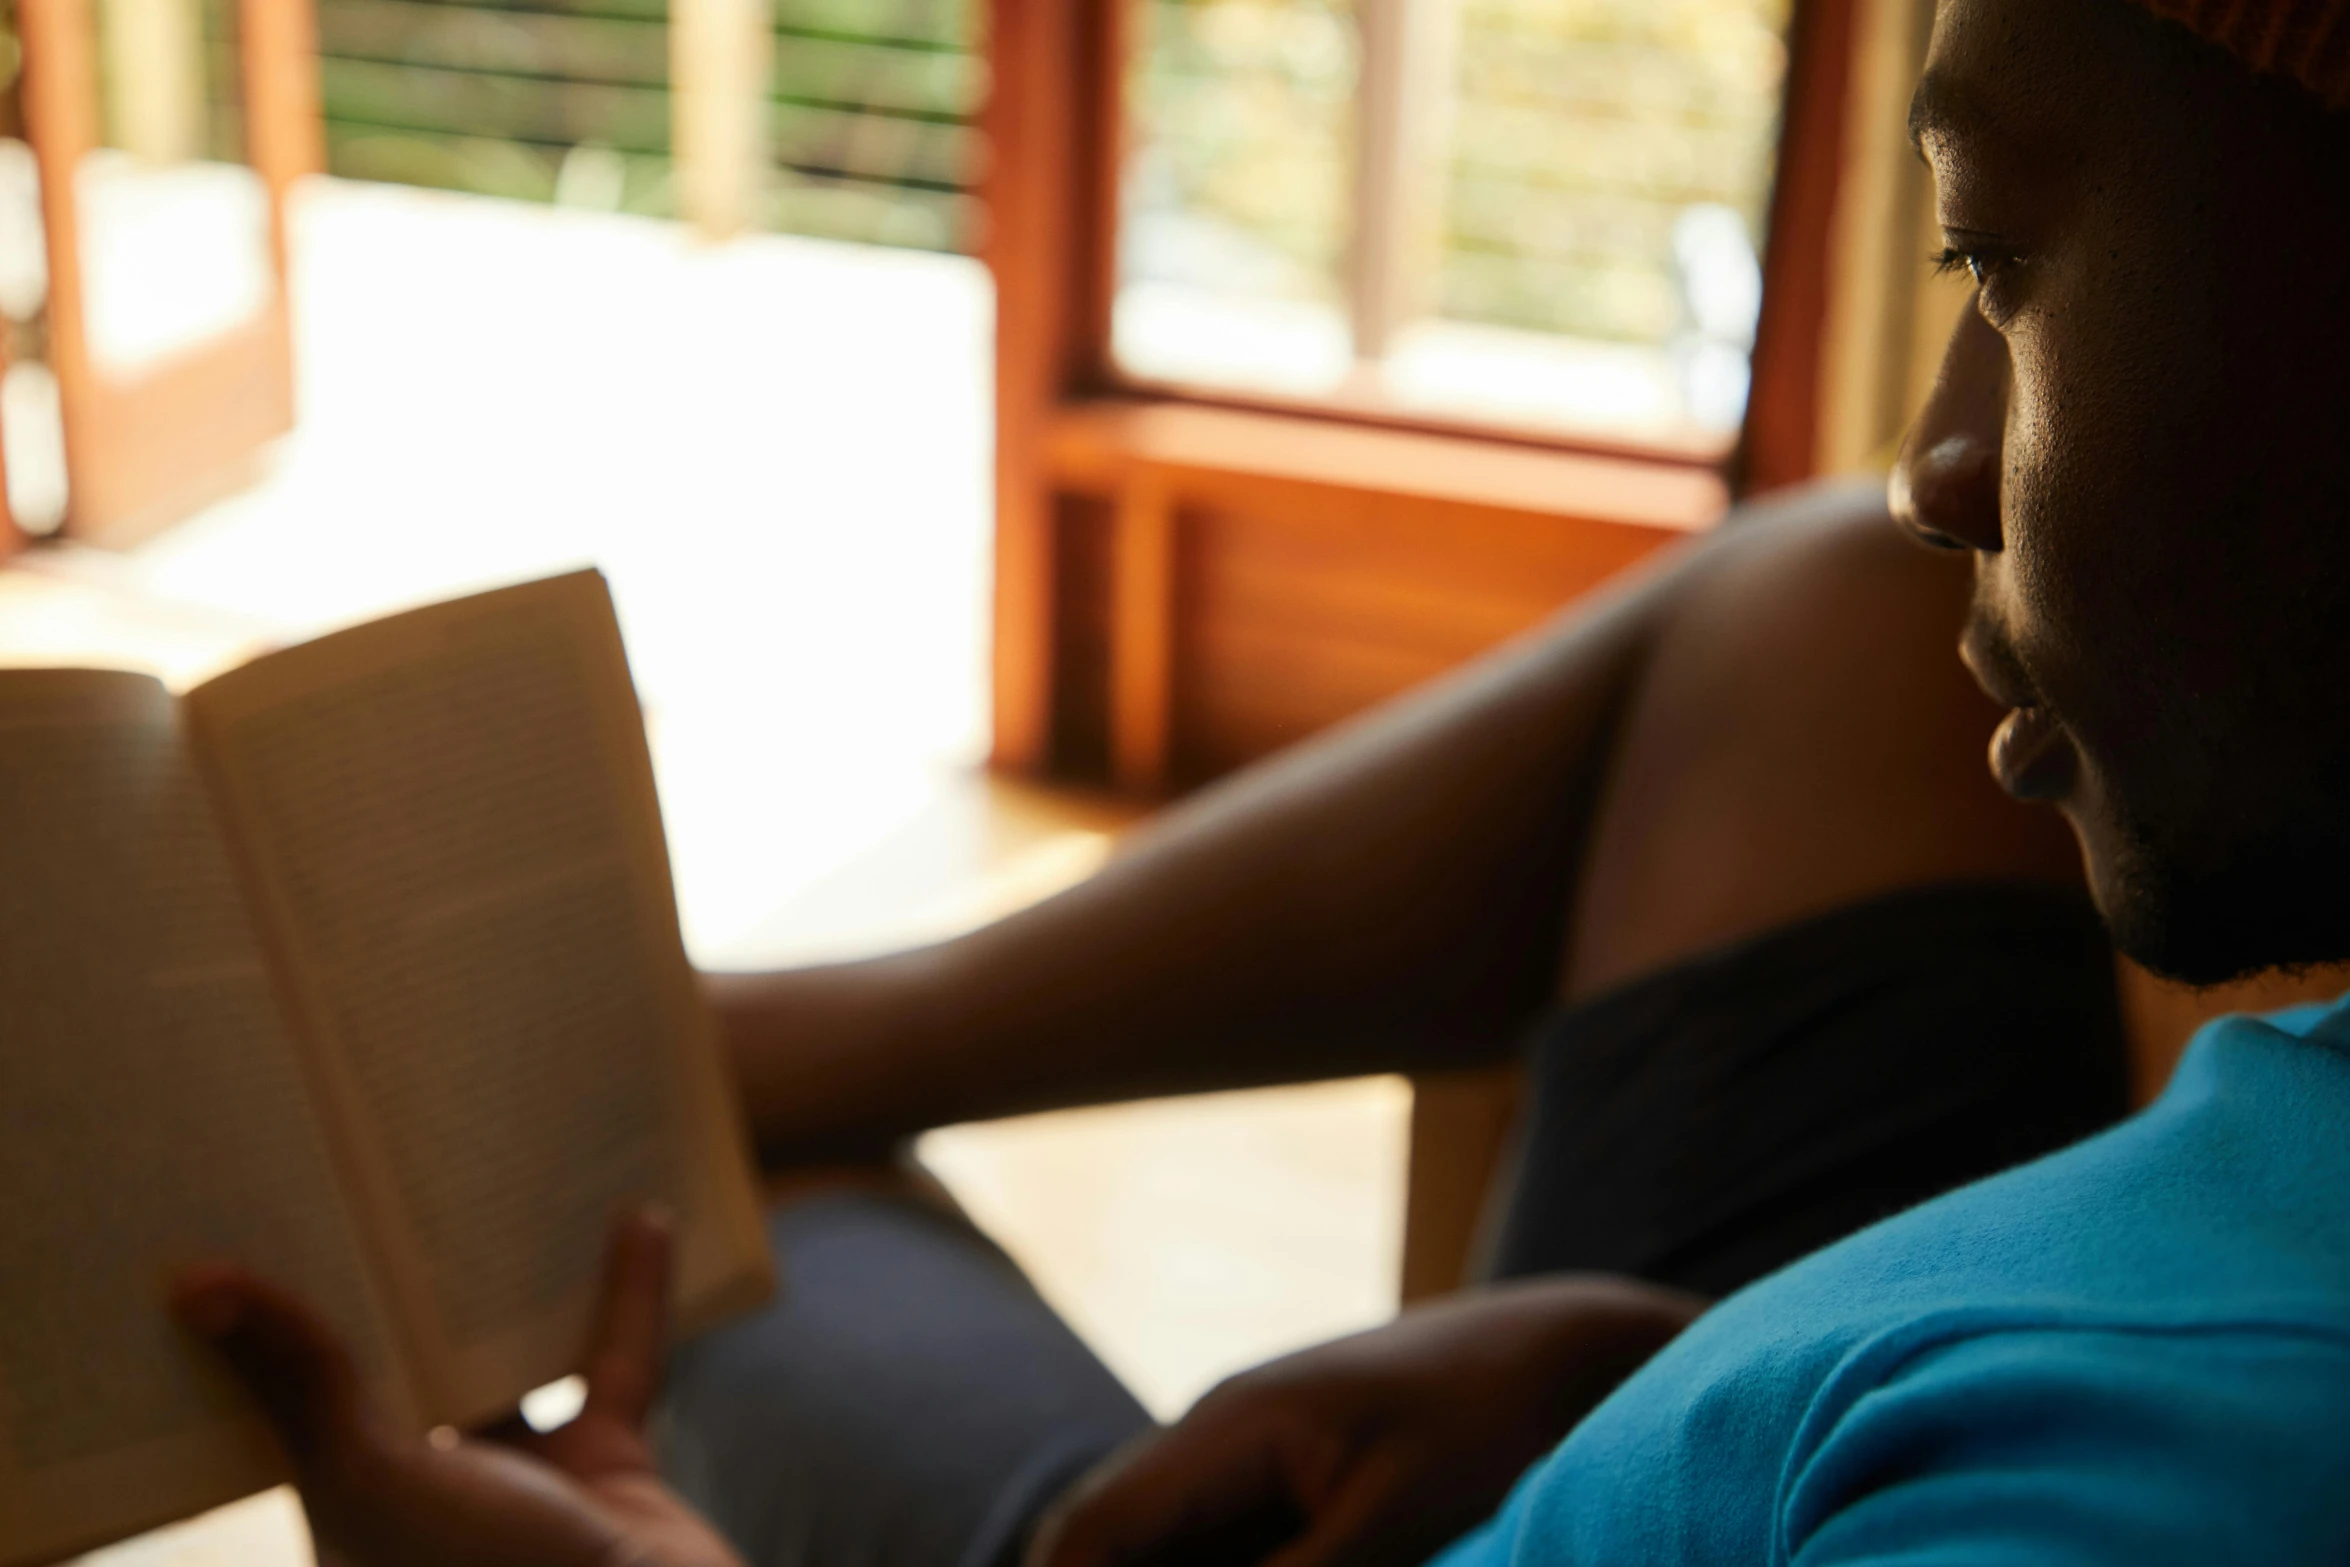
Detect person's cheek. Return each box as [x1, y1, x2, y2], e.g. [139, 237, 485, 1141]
[2026, 312, 2254, 862]
[1995, 321, 2172, 800]
[1986, 335, 2087, 702]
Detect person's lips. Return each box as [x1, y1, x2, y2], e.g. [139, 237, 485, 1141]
[1988, 705, 2073, 800]
[1961, 618, 2075, 801]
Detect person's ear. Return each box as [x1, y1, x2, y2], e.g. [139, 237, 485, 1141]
[1890, 303, 2009, 554]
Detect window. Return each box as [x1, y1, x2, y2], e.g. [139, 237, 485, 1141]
[1115, 0, 1794, 446]
[312, 0, 985, 252]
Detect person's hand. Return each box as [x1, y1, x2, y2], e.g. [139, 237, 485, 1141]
[171, 1210, 744, 1567]
[1028, 1276, 1706, 1567]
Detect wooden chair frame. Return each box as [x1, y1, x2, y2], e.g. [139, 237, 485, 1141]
[15, 0, 319, 545]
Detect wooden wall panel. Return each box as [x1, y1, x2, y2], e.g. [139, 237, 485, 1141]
[1169, 491, 1683, 782]
[1047, 490, 1116, 781]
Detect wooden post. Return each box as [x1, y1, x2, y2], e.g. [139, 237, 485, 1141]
[1400, 1066, 1524, 1301]
[986, 0, 1125, 773]
[672, 0, 772, 241]
[1739, 0, 1864, 495]
[1813, 0, 1939, 474]
[1348, 0, 1458, 364]
[242, 0, 325, 192]
[16, 0, 98, 523]
[1109, 469, 1174, 791]
[984, 0, 1068, 771]
[243, 0, 325, 283]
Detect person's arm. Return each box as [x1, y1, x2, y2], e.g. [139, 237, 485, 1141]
[715, 482, 1897, 1163]
[1028, 1275, 1708, 1567]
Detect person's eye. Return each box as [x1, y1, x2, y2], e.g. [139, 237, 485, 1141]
[1929, 244, 2016, 285]
[1931, 231, 2028, 323]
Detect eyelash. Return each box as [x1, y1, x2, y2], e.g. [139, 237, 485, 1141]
[1931, 245, 2015, 285]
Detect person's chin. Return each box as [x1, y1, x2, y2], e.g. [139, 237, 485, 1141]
[2080, 796, 2350, 986]
[2060, 761, 2224, 982]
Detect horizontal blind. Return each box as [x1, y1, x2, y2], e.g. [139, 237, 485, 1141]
[276, 0, 981, 250]
[0, 0, 23, 143]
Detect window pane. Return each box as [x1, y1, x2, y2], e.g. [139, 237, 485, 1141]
[81, 0, 275, 380]
[767, 0, 987, 252]
[1392, 0, 1790, 437]
[312, 0, 983, 253]
[1111, 0, 1794, 444]
[1115, 0, 1357, 397]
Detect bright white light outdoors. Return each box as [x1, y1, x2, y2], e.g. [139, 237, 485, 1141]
[1114, 280, 1352, 396]
[2, 360, 68, 534]
[520, 1375, 589, 1433]
[1380, 317, 1685, 435]
[0, 140, 46, 324]
[77, 153, 274, 378]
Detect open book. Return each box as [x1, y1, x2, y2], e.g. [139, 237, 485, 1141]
[0, 570, 773, 1564]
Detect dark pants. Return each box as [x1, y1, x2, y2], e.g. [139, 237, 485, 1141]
[657, 883, 2129, 1567]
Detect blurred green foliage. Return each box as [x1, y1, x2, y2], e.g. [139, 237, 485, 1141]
[302, 0, 982, 250]
[162, 0, 1779, 305]
[1445, 0, 1789, 340]
[1128, 0, 1790, 344]
[0, 0, 23, 142]
[1128, 0, 1356, 301]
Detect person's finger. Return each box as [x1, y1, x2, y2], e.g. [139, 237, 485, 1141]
[171, 1265, 371, 1467]
[577, 1207, 675, 1432]
[1258, 1450, 1466, 1567]
[1256, 1459, 1418, 1567]
[1027, 1414, 1294, 1567]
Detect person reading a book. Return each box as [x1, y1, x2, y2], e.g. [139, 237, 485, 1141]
[0, 575, 778, 1563]
[175, 0, 2350, 1560]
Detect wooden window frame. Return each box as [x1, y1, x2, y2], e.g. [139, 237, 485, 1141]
[985, 0, 1863, 790]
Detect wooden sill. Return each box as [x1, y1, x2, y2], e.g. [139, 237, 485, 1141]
[1106, 372, 1738, 470]
[1045, 397, 1730, 533]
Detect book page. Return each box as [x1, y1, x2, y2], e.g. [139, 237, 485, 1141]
[185, 573, 771, 1428]
[0, 671, 409, 1567]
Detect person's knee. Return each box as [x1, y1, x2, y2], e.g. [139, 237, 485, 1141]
[1565, 480, 2084, 997]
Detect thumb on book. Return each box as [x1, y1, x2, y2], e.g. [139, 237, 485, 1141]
[578, 1205, 676, 1433]
[172, 1263, 371, 1465]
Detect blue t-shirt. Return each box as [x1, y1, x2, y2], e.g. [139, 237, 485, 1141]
[1435, 996, 2350, 1565]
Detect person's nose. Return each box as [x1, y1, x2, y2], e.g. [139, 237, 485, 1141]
[1890, 302, 2008, 553]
